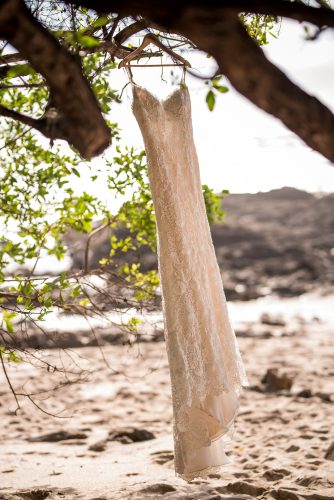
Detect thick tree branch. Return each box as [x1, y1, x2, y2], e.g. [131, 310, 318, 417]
[174, 9, 334, 162]
[64, 0, 334, 28]
[0, 104, 69, 142]
[0, 0, 111, 159]
[227, 0, 334, 27]
[0, 53, 23, 65]
[2, 0, 334, 162]
[63, 0, 334, 163]
[0, 104, 41, 129]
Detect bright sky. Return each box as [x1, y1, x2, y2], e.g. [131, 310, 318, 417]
[92, 18, 334, 196]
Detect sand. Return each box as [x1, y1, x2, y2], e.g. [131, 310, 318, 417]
[0, 294, 333, 499]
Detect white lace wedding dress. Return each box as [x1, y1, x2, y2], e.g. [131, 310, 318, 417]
[132, 84, 248, 482]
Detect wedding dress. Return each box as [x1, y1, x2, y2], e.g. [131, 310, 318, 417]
[132, 84, 248, 482]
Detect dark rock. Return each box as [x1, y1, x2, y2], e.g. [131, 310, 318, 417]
[260, 313, 286, 327]
[315, 392, 332, 403]
[2, 490, 51, 500]
[88, 440, 107, 452]
[28, 430, 88, 442]
[108, 427, 155, 444]
[261, 368, 294, 392]
[297, 389, 313, 398]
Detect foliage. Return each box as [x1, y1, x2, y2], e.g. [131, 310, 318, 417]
[0, 4, 277, 371]
[205, 76, 229, 112]
[240, 14, 279, 47]
[204, 14, 280, 111]
[202, 185, 229, 225]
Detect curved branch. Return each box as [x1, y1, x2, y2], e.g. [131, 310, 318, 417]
[0, 104, 67, 142]
[114, 18, 148, 44]
[63, 1, 334, 162]
[63, 0, 334, 28]
[0, 104, 42, 130]
[2, 0, 334, 162]
[0, 52, 24, 65]
[204, 0, 334, 28]
[0, 0, 111, 159]
[174, 10, 334, 162]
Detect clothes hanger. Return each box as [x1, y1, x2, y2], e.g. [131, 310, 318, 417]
[118, 33, 191, 69]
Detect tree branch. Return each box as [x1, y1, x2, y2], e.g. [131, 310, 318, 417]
[0, 104, 42, 130]
[0, 103, 71, 144]
[0, 351, 21, 414]
[0, 0, 111, 159]
[195, 0, 334, 28]
[243, 0, 334, 27]
[175, 9, 334, 162]
[114, 18, 148, 44]
[62, 0, 334, 162]
[62, 0, 334, 28]
[2, 0, 334, 162]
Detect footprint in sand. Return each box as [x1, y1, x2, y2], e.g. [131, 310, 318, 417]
[150, 450, 174, 466]
[296, 475, 334, 488]
[263, 468, 291, 481]
[1, 490, 51, 500]
[273, 488, 300, 500]
[216, 481, 267, 497]
[137, 483, 177, 495]
[286, 444, 299, 452]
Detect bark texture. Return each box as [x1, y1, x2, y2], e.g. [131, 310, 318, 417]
[1, 0, 334, 162]
[0, 0, 111, 159]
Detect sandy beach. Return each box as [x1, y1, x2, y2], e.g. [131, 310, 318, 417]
[1, 293, 333, 499]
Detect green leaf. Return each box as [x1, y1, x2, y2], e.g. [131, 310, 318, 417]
[6, 64, 35, 78]
[93, 16, 110, 27]
[7, 350, 20, 363]
[44, 297, 53, 308]
[206, 90, 215, 111]
[5, 319, 14, 334]
[78, 35, 100, 48]
[214, 85, 229, 94]
[71, 285, 81, 298]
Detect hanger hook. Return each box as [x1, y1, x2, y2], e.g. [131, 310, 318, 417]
[118, 33, 191, 69]
[123, 64, 135, 85]
[181, 66, 187, 86]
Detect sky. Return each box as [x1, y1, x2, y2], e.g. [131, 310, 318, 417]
[91, 18, 334, 196]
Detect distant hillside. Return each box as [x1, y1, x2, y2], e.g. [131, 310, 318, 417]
[65, 187, 334, 301]
[213, 187, 334, 299]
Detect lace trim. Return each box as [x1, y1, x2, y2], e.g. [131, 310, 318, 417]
[174, 384, 246, 482]
[176, 464, 230, 483]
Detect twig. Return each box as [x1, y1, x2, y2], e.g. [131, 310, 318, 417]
[105, 13, 121, 40]
[0, 83, 45, 89]
[0, 350, 21, 414]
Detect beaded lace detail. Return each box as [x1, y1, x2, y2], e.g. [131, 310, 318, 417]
[132, 84, 248, 481]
